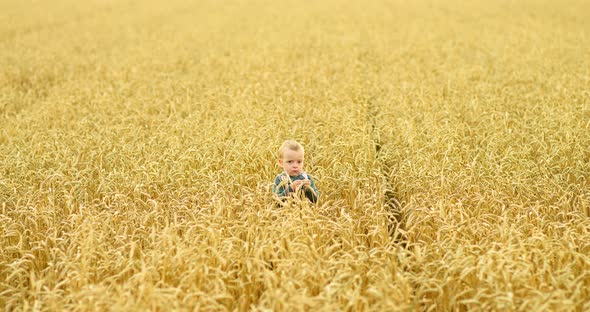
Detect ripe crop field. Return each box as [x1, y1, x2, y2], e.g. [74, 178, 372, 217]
[1, 0, 589, 310]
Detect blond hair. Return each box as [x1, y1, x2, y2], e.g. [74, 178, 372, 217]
[278, 140, 304, 158]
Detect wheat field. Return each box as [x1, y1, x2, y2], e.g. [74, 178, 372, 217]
[1, 0, 589, 310]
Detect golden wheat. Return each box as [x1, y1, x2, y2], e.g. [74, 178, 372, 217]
[1, 0, 589, 310]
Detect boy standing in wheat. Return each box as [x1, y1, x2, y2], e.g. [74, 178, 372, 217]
[273, 140, 319, 204]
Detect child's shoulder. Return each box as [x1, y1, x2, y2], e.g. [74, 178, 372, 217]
[302, 172, 316, 179]
[274, 172, 288, 181]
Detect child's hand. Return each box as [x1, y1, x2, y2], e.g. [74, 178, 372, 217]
[292, 179, 310, 190]
[291, 180, 302, 190]
[302, 179, 311, 188]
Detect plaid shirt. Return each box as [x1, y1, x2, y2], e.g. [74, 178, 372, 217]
[273, 172, 319, 203]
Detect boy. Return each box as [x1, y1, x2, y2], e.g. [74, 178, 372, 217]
[273, 140, 319, 204]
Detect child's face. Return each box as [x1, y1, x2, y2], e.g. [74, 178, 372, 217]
[279, 149, 304, 176]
